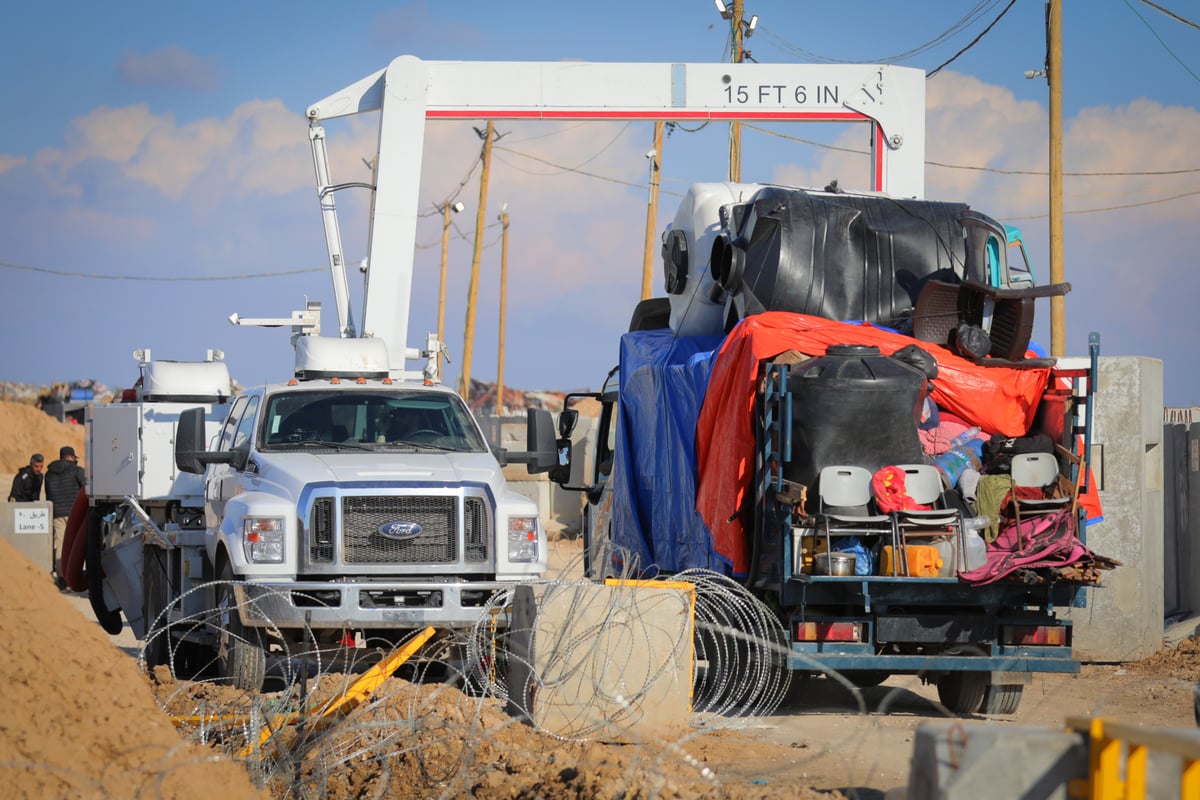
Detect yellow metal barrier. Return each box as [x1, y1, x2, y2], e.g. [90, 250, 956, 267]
[1066, 716, 1200, 800]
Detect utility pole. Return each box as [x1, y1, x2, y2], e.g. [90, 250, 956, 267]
[1048, 0, 1065, 357]
[641, 121, 664, 300]
[460, 121, 496, 401]
[715, 0, 757, 182]
[437, 200, 464, 378]
[496, 205, 509, 416]
[729, 0, 744, 182]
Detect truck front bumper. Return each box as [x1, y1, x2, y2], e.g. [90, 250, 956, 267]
[232, 578, 520, 630]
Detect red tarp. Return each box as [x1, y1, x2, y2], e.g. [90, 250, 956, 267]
[695, 312, 1053, 574]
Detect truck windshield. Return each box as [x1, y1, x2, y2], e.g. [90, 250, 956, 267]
[260, 389, 487, 452]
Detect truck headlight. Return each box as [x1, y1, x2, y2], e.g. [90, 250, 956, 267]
[507, 516, 539, 563]
[244, 517, 285, 563]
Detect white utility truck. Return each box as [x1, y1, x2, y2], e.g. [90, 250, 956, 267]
[79, 60, 581, 689]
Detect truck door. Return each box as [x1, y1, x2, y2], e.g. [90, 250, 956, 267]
[206, 395, 258, 530]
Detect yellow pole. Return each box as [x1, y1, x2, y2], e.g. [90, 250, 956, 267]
[1048, 0, 1065, 356]
[461, 121, 495, 400]
[729, 0, 744, 182]
[496, 207, 509, 416]
[641, 121, 664, 301]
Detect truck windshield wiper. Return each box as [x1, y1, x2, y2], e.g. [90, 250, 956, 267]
[285, 439, 373, 451]
[385, 439, 458, 452]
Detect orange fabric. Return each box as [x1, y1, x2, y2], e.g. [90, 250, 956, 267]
[695, 312, 1052, 574]
[872, 466, 929, 513]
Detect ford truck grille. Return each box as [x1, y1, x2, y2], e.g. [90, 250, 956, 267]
[308, 496, 488, 566]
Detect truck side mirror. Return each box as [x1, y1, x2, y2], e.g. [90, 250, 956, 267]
[524, 408, 558, 474]
[175, 406, 235, 474]
[175, 407, 208, 474]
[558, 408, 578, 438]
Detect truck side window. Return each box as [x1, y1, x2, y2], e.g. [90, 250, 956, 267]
[217, 396, 249, 451]
[233, 396, 260, 451]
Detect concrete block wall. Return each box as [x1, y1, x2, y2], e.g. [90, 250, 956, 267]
[1060, 356, 1164, 662]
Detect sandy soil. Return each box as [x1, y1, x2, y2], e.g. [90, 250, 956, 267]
[2, 399, 1197, 799]
[0, 400, 86, 477]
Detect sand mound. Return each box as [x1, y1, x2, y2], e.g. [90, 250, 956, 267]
[0, 400, 86, 476]
[0, 536, 266, 799]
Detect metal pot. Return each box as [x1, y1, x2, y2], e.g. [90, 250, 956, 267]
[815, 552, 857, 577]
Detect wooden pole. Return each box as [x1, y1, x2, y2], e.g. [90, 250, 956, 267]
[729, 0, 744, 182]
[641, 121, 664, 301]
[496, 208, 509, 416]
[460, 121, 495, 400]
[1048, 0, 1065, 356]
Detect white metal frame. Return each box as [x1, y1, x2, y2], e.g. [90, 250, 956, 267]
[306, 57, 928, 375]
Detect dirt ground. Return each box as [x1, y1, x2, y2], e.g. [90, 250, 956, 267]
[2, 400, 1198, 799]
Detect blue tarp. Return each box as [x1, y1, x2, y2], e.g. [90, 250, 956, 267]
[609, 329, 728, 574]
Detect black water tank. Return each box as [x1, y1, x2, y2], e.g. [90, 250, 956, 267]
[784, 344, 927, 497]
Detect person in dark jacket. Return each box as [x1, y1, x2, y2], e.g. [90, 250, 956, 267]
[43, 446, 85, 590]
[7, 453, 45, 502]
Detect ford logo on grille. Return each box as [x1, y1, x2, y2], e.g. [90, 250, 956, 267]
[378, 520, 423, 540]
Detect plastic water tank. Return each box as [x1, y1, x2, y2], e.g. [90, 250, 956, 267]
[786, 344, 928, 495]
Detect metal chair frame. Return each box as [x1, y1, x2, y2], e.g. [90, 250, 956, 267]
[814, 465, 897, 574]
[889, 463, 965, 576]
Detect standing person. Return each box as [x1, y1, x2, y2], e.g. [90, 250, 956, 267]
[44, 446, 85, 590]
[7, 453, 45, 502]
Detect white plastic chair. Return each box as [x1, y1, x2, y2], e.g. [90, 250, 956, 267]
[890, 463, 965, 574]
[814, 466, 895, 573]
[1009, 452, 1071, 531]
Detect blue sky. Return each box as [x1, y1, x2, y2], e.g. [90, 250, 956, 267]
[2, 0, 1198, 407]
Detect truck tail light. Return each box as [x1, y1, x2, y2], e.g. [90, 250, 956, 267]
[796, 622, 862, 643]
[1003, 625, 1069, 646]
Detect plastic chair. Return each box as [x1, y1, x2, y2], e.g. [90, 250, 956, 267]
[814, 466, 896, 572]
[1010, 452, 1071, 518]
[890, 464, 965, 575]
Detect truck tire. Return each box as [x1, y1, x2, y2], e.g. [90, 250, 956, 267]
[936, 671, 988, 714]
[142, 545, 171, 672]
[982, 683, 1024, 714]
[216, 560, 267, 691]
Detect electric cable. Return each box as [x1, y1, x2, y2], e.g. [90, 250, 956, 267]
[1125, 0, 1200, 84]
[927, 0, 1018, 78]
[1140, 0, 1200, 32]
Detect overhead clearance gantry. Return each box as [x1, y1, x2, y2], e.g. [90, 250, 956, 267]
[305, 57, 927, 376]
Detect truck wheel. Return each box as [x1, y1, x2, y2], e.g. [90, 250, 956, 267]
[142, 545, 171, 672]
[982, 683, 1024, 714]
[216, 561, 267, 691]
[936, 671, 988, 714]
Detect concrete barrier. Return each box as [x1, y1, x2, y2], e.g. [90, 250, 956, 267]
[1, 501, 54, 574]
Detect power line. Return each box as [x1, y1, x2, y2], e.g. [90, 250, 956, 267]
[0, 259, 324, 281]
[1125, 0, 1200, 84]
[927, 0, 1018, 78]
[742, 123, 1200, 177]
[1002, 188, 1200, 220]
[756, 1, 1003, 65]
[1140, 0, 1200, 31]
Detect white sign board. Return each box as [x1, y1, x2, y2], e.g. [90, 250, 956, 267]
[12, 505, 51, 534]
